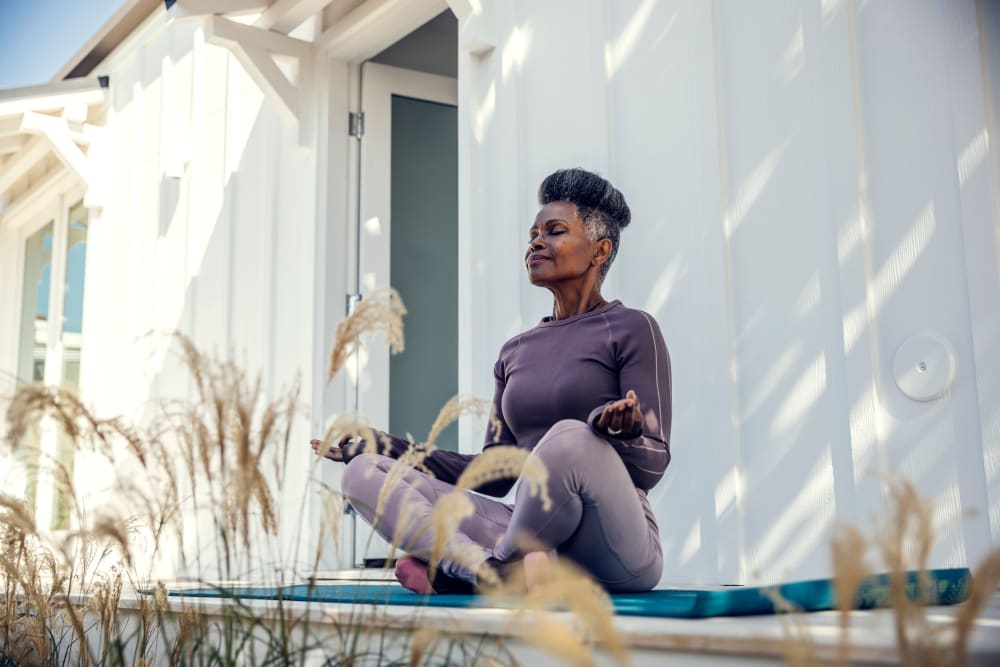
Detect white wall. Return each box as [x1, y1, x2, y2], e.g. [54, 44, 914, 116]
[459, 0, 1000, 585]
[9, 0, 995, 588]
[75, 12, 332, 577]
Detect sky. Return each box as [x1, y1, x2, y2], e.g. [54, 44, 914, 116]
[0, 0, 127, 89]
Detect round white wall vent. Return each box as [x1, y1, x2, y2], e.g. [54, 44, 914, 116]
[892, 334, 957, 402]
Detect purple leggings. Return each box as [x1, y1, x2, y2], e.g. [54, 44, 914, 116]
[340, 419, 662, 592]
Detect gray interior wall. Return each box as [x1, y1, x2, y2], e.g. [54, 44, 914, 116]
[371, 11, 457, 78]
[389, 95, 459, 450]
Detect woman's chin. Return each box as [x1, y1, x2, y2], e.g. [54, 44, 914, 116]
[526, 268, 549, 285]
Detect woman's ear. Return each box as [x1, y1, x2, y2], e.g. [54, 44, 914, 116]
[592, 238, 612, 267]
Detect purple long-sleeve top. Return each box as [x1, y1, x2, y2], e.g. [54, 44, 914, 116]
[343, 300, 672, 496]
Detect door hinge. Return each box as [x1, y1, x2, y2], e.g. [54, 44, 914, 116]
[348, 112, 364, 139]
[346, 292, 362, 315]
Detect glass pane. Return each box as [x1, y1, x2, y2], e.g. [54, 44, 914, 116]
[17, 222, 54, 383]
[13, 221, 54, 514]
[61, 201, 88, 393]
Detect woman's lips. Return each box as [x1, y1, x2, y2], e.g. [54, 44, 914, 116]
[527, 254, 549, 266]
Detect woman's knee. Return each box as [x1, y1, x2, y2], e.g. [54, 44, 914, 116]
[532, 419, 613, 480]
[535, 419, 602, 459]
[341, 453, 388, 502]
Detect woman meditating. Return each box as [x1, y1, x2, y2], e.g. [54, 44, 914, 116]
[311, 168, 671, 594]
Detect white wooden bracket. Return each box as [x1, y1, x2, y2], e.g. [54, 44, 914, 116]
[255, 0, 331, 33]
[204, 15, 316, 147]
[18, 112, 102, 206]
[165, 0, 272, 20]
[445, 0, 495, 55]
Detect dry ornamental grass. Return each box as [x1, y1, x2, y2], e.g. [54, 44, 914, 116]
[1, 290, 998, 666]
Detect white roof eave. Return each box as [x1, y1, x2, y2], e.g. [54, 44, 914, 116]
[0, 78, 108, 121]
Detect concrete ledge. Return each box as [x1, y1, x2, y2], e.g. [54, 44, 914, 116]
[108, 585, 1000, 666]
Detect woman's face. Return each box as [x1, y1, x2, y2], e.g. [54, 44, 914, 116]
[525, 201, 603, 287]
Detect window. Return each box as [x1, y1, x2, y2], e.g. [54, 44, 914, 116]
[12, 194, 89, 532]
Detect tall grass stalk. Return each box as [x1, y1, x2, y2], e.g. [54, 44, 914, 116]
[3, 289, 997, 666]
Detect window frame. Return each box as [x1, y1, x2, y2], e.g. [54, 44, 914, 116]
[4, 177, 89, 533]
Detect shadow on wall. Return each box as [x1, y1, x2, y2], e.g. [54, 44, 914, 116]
[601, 0, 997, 585]
[76, 21, 327, 579]
[69, 0, 1000, 587]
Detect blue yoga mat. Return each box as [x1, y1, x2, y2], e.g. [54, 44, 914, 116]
[163, 567, 970, 619]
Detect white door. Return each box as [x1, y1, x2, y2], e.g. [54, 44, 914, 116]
[351, 62, 458, 565]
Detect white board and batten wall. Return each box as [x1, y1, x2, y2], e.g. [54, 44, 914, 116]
[457, 0, 1000, 585]
[23, 7, 330, 573]
[3, 0, 998, 586]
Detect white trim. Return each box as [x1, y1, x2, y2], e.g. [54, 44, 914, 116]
[0, 169, 78, 231]
[20, 113, 97, 147]
[172, 0, 272, 15]
[318, 0, 447, 62]
[256, 0, 329, 33]
[0, 79, 107, 117]
[33, 195, 71, 532]
[0, 136, 24, 156]
[0, 135, 27, 155]
[0, 116, 20, 139]
[0, 135, 49, 197]
[444, 0, 474, 20]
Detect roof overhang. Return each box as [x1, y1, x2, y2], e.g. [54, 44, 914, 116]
[52, 0, 164, 82]
[27, 0, 483, 161]
[0, 78, 109, 221]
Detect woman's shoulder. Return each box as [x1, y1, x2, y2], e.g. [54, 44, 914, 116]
[604, 301, 665, 335]
[494, 332, 524, 364]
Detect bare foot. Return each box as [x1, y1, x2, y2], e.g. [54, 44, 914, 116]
[394, 556, 435, 594]
[523, 551, 552, 591]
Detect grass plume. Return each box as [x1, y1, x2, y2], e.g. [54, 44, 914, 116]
[327, 288, 406, 382]
[781, 476, 1000, 666]
[426, 395, 495, 448]
[489, 556, 628, 667]
[455, 446, 551, 511]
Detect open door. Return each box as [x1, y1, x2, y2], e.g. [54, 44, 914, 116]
[350, 62, 458, 564]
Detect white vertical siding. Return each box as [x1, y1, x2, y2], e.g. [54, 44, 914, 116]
[975, 0, 1000, 560]
[855, 0, 993, 570]
[32, 0, 996, 586]
[78, 15, 323, 574]
[716, 0, 858, 584]
[88, 18, 319, 406]
[462, 0, 1000, 584]
[604, 0, 738, 585]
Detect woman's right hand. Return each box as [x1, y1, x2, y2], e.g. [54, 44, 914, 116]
[310, 436, 349, 462]
[594, 389, 643, 439]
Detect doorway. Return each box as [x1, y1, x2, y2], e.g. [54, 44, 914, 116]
[354, 13, 459, 451]
[344, 11, 459, 566]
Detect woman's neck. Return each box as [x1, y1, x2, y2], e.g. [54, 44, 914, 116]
[549, 288, 607, 320]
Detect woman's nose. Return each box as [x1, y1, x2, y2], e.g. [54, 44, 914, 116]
[529, 237, 545, 251]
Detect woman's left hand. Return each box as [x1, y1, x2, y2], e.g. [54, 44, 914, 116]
[310, 437, 348, 461]
[594, 389, 643, 439]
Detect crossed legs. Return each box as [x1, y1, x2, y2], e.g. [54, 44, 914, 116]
[340, 420, 662, 593]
